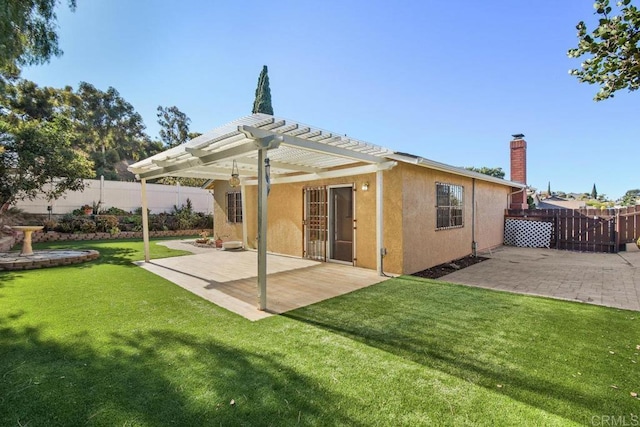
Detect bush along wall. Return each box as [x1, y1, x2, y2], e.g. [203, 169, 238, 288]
[7, 199, 213, 245]
[38, 200, 213, 235]
[17, 229, 208, 244]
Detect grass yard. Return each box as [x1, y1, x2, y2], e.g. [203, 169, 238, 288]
[1, 240, 638, 426]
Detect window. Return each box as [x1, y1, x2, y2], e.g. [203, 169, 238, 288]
[226, 191, 242, 223]
[436, 183, 463, 229]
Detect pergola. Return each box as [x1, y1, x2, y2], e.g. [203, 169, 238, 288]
[128, 114, 397, 310]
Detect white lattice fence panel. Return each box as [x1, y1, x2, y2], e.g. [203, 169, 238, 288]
[504, 219, 553, 248]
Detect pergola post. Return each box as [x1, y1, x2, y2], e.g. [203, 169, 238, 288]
[141, 178, 150, 263]
[257, 147, 268, 310]
[252, 134, 281, 311]
[241, 183, 248, 249]
[376, 169, 384, 276]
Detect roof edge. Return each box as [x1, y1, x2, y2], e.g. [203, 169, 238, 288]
[388, 153, 526, 188]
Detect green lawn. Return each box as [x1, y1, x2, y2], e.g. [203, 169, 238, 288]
[1, 240, 638, 426]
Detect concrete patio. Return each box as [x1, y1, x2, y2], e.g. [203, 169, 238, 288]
[135, 240, 387, 321]
[441, 245, 640, 311]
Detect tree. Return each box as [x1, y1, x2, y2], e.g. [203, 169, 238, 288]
[252, 65, 274, 115]
[0, 102, 93, 214]
[0, 0, 76, 89]
[157, 105, 191, 148]
[591, 183, 598, 199]
[621, 188, 640, 205]
[547, 181, 551, 196]
[465, 166, 506, 179]
[76, 82, 147, 176]
[568, 0, 640, 101]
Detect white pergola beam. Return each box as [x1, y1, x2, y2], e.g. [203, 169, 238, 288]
[139, 142, 257, 180]
[234, 157, 327, 174]
[240, 125, 385, 165]
[243, 161, 397, 186]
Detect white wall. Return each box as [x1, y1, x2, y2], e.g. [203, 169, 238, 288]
[14, 178, 214, 215]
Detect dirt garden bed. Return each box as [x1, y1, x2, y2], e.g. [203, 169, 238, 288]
[411, 255, 488, 279]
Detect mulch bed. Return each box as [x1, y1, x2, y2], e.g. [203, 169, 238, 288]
[411, 255, 489, 279]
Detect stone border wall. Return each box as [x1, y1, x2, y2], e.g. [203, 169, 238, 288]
[13, 229, 204, 244]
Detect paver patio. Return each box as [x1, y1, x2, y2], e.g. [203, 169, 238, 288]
[441, 245, 640, 311]
[135, 240, 387, 320]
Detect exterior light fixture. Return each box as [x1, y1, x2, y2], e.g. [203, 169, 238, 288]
[265, 158, 271, 195]
[362, 182, 369, 191]
[229, 160, 240, 188]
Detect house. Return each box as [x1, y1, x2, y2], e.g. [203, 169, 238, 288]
[535, 195, 586, 210]
[129, 114, 526, 307]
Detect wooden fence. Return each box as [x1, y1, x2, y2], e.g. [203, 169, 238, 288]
[505, 206, 640, 253]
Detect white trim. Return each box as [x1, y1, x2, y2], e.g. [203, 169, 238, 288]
[243, 161, 397, 186]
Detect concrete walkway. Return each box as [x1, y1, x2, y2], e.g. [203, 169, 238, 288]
[441, 245, 640, 311]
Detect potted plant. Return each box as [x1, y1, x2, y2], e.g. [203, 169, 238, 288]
[195, 230, 210, 244]
[214, 233, 223, 248]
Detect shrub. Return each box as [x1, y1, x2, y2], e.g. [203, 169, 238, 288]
[78, 218, 97, 233]
[95, 215, 119, 233]
[118, 215, 142, 232]
[54, 214, 75, 233]
[104, 206, 130, 215]
[42, 219, 58, 232]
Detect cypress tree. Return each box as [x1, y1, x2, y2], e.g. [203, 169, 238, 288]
[547, 181, 551, 196]
[252, 65, 273, 115]
[591, 183, 598, 199]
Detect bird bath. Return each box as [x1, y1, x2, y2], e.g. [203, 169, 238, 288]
[10, 226, 44, 256]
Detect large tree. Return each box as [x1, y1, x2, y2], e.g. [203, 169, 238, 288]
[157, 105, 191, 148]
[76, 82, 147, 176]
[0, 0, 76, 89]
[0, 82, 93, 214]
[568, 0, 640, 101]
[252, 65, 274, 115]
[465, 166, 506, 179]
[621, 188, 640, 205]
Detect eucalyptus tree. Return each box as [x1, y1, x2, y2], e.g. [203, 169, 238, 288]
[0, 0, 76, 90]
[568, 0, 640, 100]
[157, 105, 191, 148]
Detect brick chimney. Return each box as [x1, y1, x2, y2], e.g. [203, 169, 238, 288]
[510, 133, 528, 209]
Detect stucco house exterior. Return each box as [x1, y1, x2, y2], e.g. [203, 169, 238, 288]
[130, 114, 527, 278]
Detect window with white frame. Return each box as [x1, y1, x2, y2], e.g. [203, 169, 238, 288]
[226, 191, 242, 223]
[436, 183, 464, 229]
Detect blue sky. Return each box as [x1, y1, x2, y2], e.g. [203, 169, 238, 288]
[22, 0, 637, 199]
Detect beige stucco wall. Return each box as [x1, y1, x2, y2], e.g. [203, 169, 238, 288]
[212, 171, 393, 271]
[213, 162, 512, 276]
[400, 163, 511, 274]
[212, 181, 244, 241]
[473, 180, 511, 252]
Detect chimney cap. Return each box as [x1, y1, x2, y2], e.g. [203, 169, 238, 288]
[512, 133, 525, 139]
